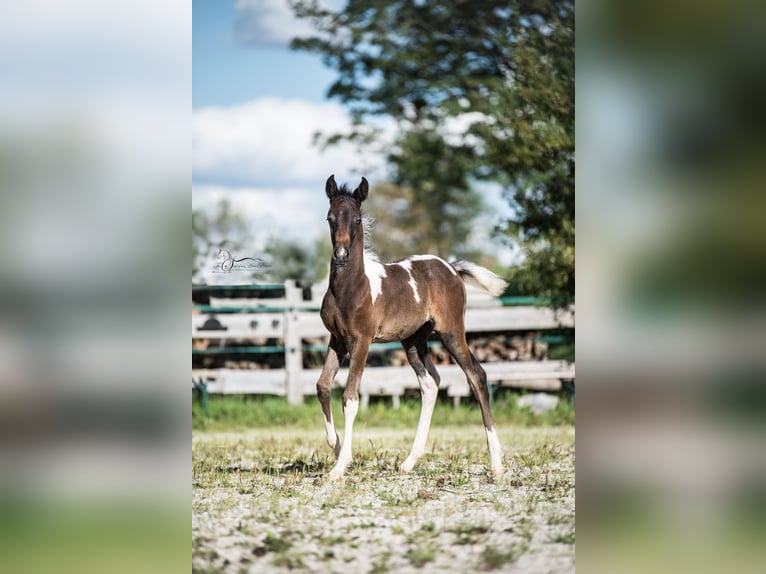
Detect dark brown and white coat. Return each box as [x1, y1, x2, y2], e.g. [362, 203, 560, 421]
[318, 175, 506, 479]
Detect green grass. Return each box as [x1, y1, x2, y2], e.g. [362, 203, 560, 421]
[192, 389, 574, 432]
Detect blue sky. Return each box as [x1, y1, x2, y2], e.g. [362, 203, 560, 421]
[193, 0, 335, 107]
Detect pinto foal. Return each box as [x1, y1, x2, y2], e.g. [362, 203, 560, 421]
[317, 175, 507, 480]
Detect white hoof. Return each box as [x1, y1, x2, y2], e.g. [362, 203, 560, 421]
[400, 457, 417, 473]
[491, 466, 505, 478]
[327, 457, 349, 480]
[327, 471, 344, 481]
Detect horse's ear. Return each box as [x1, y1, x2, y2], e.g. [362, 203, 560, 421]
[352, 177, 369, 203]
[325, 174, 338, 199]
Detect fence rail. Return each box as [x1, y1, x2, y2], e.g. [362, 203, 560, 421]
[192, 281, 575, 405]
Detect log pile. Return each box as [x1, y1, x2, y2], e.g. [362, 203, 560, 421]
[193, 332, 550, 370]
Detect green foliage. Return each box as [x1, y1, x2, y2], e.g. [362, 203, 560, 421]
[382, 128, 487, 260]
[291, 0, 574, 300]
[365, 178, 485, 261]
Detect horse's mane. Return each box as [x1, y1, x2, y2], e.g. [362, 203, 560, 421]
[362, 213, 379, 262]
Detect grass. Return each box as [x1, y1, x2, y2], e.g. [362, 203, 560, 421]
[192, 389, 574, 431]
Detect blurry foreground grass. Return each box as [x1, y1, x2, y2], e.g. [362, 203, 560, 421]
[192, 389, 575, 432]
[0, 500, 186, 574]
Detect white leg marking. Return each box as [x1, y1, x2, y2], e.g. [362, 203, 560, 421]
[364, 254, 387, 303]
[486, 426, 504, 477]
[328, 398, 358, 480]
[324, 415, 341, 458]
[396, 259, 421, 303]
[401, 375, 438, 473]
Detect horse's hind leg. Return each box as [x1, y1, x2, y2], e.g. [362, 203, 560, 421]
[401, 324, 440, 473]
[439, 330, 504, 476]
[317, 335, 346, 459]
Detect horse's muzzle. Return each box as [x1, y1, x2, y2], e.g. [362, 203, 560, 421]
[333, 246, 349, 266]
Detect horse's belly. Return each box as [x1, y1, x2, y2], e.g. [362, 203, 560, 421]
[373, 319, 429, 343]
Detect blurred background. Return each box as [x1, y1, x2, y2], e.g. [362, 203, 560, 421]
[578, 0, 766, 572]
[0, 1, 189, 573]
[1, 0, 764, 572]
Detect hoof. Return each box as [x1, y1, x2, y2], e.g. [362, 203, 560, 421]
[491, 467, 505, 478]
[327, 460, 348, 481]
[400, 459, 416, 473]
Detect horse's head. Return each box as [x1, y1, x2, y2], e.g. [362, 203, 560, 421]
[325, 174, 368, 267]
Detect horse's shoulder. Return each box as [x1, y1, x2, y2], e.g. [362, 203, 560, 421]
[320, 290, 337, 321]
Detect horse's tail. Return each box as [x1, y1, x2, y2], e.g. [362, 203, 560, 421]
[451, 260, 508, 297]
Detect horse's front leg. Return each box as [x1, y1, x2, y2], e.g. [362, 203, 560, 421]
[317, 335, 346, 459]
[328, 337, 370, 480]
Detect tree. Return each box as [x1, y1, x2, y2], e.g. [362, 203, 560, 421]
[291, 0, 574, 302]
[364, 175, 487, 262]
[385, 128, 487, 260]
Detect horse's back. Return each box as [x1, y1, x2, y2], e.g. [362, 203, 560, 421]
[399, 255, 467, 332]
[367, 255, 466, 340]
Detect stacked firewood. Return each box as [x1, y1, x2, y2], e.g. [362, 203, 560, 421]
[193, 332, 549, 370]
[383, 332, 548, 367]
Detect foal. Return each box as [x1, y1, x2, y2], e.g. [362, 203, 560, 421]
[317, 175, 507, 480]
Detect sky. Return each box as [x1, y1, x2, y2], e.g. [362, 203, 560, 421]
[192, 0, 516, 279]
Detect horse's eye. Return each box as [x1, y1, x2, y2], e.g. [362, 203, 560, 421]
[354, 217, 362, 225]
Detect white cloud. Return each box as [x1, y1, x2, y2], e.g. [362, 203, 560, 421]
[233, 0, 342, 46]
[193, 183, 328, 244]
[193, 97, 387, 185]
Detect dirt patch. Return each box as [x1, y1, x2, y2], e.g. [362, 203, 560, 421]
[193, 426, 574, 573]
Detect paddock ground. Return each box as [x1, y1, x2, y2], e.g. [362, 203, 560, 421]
[192, 425, 574, 573]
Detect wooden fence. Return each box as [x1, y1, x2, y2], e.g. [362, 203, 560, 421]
[192, 281, 575, 406]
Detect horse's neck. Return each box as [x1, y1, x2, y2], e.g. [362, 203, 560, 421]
[329, 249, 369, 301]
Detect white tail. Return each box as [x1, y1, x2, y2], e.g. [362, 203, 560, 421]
[451, 260, 508, 297]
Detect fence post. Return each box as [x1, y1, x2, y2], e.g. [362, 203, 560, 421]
[284, 281, 303, 405]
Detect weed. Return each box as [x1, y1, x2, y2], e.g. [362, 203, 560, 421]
[262, 531, 291, 554]
[450, 523, 490, 545]
[406, 542, 436, 568]
[271, 553, 306, 569]
[481, 542, 528, 570]
[370, 551, 392, 574]
[551, 531, 575, 544]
